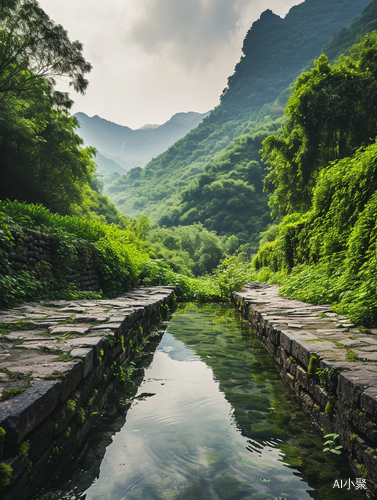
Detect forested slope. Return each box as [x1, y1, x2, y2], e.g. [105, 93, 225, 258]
[254, 30, 377, 325]
[159, 122, 280, 245]
[107, 0, 370, 224]
[324, 0, 377, 60]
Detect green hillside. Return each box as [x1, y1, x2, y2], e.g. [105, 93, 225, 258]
[323, 0, 377, 60]
[159, 122, 280, 245]
[107, 0, 370, 227]
[253, 29, 377, 325]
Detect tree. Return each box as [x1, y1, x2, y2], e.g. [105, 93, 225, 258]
[0, 0, 92, 105]
[0, 0, 98, 215]
[262, 32, 377, 216]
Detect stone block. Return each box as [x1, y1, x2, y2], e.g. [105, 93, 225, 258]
[268, 326, 280, 345]
[360, 387, 377, 417]
[28, 417, 54, 463]
[0, 380, 61, 445]
[49, 325, 90, 335]
[70, 348, 94, 378]
[296, 365, 308, 390]
[59, 361, 83, 402]
[338, 370, 369, 406]
[291, 338, 310, 367]
[265, 337, 277, 356]
[65, 337, 103, 360]
[312, 384, 328, 408]
[280, 331, 292, 354]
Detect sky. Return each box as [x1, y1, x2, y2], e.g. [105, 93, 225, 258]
[38, 0, 301, 129]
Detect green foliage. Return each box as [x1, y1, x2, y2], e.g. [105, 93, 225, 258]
[140, 251, 252, 303]
[212, 254, 252, 299]
[0, 0, 123, 223]
[119, 362, 135, 382]
[1, 98, 98, 215]
[0, 428, 5, 436]
[0, 0, 91, 100]
[0, 30, 96, 216]
[253, 33, 377, 326]
[18, 441, 30, 456]
[255, 136, 377, 324]
[147, 223, 231, 277]
[78, 407, 86, 424]
[0, 386, 28, 401]
[308, 356, 317, 375]
[56, 354, 73, 362]
[324, 0, 377, 61]
[158, 125, 277, 245]
[360, 463, 368, 479]
[66, 400, 76, 413]
[346, 350, 359, 362]
[263, 34, 377, 216]
[0, 463, 13, 490]
[325, 401, 333, 416]
[106, 0, 367, 233]
[0, 200, 153, 306]
[323, 433, 343, 454]
[316, 367, 332, 391]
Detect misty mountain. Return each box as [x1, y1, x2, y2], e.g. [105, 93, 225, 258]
[107, 0, 371, 232]
[74, 111, 209, 174]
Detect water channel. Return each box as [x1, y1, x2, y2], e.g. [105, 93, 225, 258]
[35, 303, 364, 500]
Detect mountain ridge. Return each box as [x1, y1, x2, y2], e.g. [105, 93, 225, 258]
[106, 0, 370, 229]
[74, 110, 209, 173]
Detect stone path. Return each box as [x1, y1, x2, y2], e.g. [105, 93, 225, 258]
[236, 282, 377, 366]
[0, 287, 174, 399]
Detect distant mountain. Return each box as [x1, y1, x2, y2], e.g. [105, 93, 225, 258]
[107, 0, 370, 231]
[74, 111, 209, 174]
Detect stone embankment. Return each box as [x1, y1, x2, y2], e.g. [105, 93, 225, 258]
[2, 227, 101, 292]
[0, 286, 175, 500]
[233, 282, 377, 498]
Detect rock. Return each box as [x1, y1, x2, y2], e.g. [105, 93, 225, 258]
[0, 380, 61, 445]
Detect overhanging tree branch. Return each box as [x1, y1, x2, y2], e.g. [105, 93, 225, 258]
[0, 0, 92, 99]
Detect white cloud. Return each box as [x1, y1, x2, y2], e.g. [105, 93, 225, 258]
[37, 0, 300, 128]
[126, 0, 249, 68]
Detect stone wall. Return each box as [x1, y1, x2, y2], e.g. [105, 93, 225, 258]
[233, 282, 377, 498]
[3, 227, 100, 292]
[0, 286, 175, 500]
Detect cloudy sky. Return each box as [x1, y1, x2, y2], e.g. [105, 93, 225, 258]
[38, 0, 301, 129]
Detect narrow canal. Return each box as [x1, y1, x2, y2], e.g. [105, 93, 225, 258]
[35, 304, 364, 500]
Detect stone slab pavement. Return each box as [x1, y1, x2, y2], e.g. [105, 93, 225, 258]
[0, 286, 175, 400]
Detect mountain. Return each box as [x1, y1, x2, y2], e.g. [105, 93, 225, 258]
[74, 111, 209, 174]
[323, 0, 377, 60]
[107, 0, 371, 233]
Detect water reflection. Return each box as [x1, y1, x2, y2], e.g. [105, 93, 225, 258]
[35, 304, 363, 500]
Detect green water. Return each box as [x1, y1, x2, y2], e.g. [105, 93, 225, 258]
[36, 304, 364, 500]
